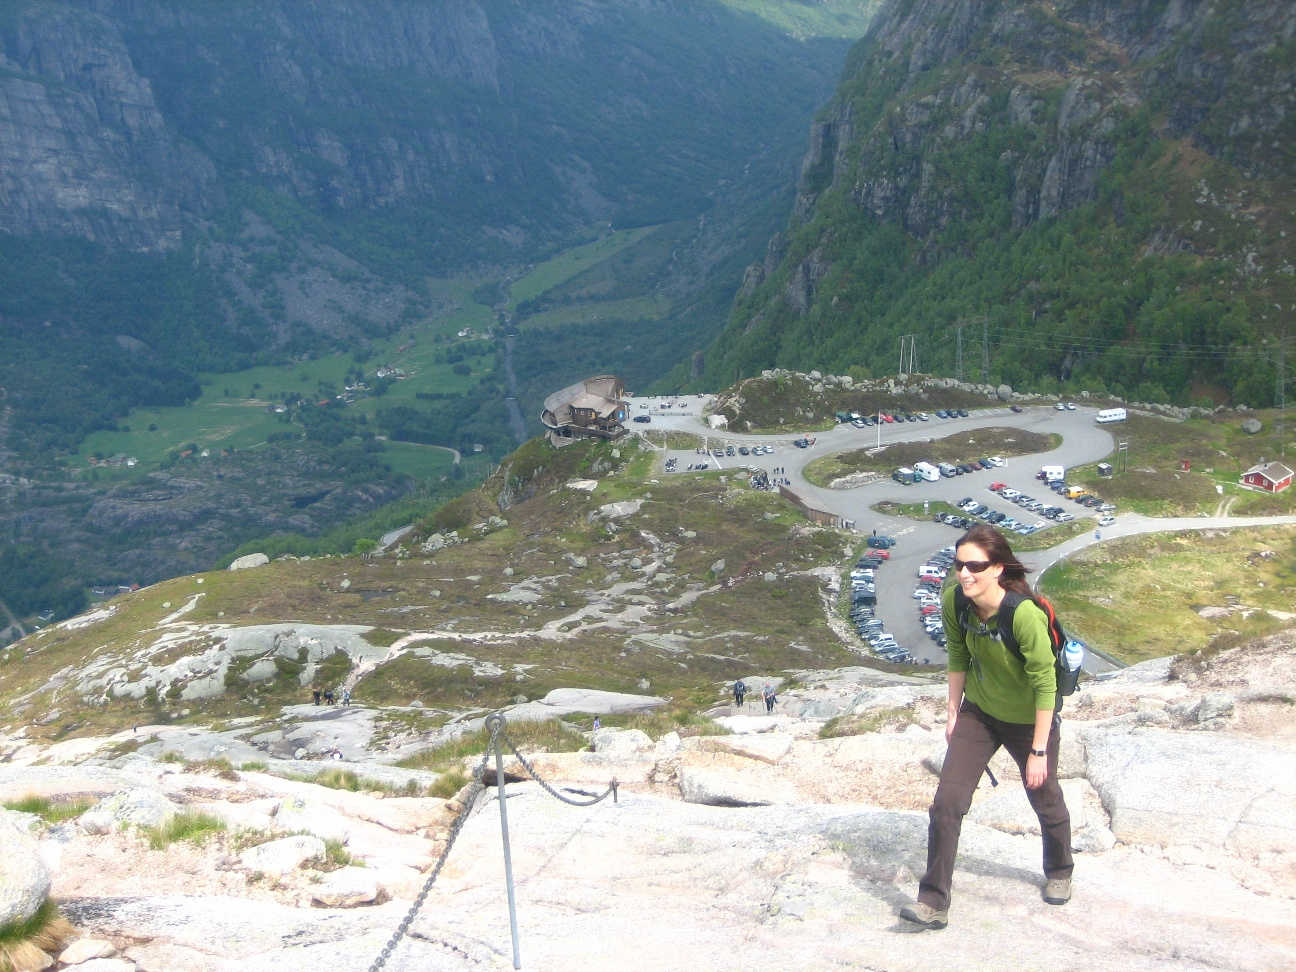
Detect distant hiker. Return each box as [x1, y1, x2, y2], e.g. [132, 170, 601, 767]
[312, 689, 321, 705]
[324, 689, 335, 705]
[330, 746, 342, 760]
[592, 716, 601, 731]
[342, 690, 351, 706]
[900, 524, 1072, 932]
[762, 682, 776, 714]
[734, 679, 746, 707]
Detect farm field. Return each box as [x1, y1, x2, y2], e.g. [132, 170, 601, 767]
[1066, 411, 1296, 517]
[73, 290, 497, 476]
[506, 227, 658, 314]
[1040, 525, 1296, 665]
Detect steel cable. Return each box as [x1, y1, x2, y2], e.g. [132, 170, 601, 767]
[366, 722, 499, 972]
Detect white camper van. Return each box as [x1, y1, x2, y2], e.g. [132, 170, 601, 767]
[1040, 464, 1065, 482]
[913, 461, 940, 482]
[1096, 407, 1127, 424]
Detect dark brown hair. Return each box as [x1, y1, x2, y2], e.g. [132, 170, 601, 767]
[956, 524, 1033, 598]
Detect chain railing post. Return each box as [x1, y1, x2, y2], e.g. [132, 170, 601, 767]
[485, 713, 522, 970]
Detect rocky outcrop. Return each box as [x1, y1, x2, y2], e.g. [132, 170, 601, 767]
[0, 5, 220, 250]
[0, 810, 49, 927]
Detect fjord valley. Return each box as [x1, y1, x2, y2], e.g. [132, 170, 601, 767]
[0, 2, 1295, 967]
[0, 0, 877, 619]
[703, 0, 1296, 410]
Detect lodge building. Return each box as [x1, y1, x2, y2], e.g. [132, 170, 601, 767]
[541, 375, 629, 446]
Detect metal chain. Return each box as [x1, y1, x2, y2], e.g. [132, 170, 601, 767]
[367, 716, 618, 971]
[500, 731, 619, 807]
[367, 723, 500, 972]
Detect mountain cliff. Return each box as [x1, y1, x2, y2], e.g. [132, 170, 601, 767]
[705, 0, 1296, 407]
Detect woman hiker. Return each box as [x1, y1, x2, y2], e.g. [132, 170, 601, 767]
[901, 523, 1073, 929]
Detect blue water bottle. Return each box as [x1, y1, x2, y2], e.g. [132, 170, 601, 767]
[1063, 640, 1084, 672]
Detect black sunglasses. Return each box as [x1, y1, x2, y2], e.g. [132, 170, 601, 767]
[952, 558, 994, 573]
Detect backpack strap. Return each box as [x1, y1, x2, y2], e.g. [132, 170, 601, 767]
[996, 590, 1028, 664]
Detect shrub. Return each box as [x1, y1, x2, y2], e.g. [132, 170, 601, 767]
[0, 901, 76, 972]
[144, 811, 226, 850]
[2, 795, 93, 824]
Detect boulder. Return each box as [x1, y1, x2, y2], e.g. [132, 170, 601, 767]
[57, 939, 118, 964]
[591, 728, 653, 755]
[996, 384, 1013, 401]
[1072, 823, 1117, 854]
[241, 835, 325, 876]
[796, 699, 843, 721]
[273, 797, 350, 843]
[79, 788, 177, 835]
[1082, 727, 1296, 855]
[681, 732, 793, 765]
[676, 753, 799, 807]
[1241, 418, 1263, 434]
[1196, 692, 1235, 723]
[228, 553, 270, 571]
[0, 812, 49, 927]
[310, 866, 381, 908]
[62, 961, 134, 972]
[967, 778, 1095, 835]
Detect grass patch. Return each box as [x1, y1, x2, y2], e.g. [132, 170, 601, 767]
[425, 768, 471, 800]
[805, 428, 1056, 487]
[238, 760, 268, 772]
[158, 750, 186, 764]
[1041, 526, 1296, 665]
[819, 706, 916, 738]
[362, 627, 405, 648]
[589, 707, 729, 740]
[185, 756, 237, 780]
[2, 795, 93, 824]
[0, 900, 76, 972]
[873, 500, 963, 521]
[1012, 518, 1095, 551]
[284, 766, 424, 797]
[306, 837, 360, 872]
[144, 811, 227, 850]
[396, 718, 588, 773]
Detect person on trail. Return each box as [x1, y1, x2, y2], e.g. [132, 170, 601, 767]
[900, 524, 1073, 930]
[734, 679, 746, 707]
[324, 689, 335, 705]
[342, 689, 351, 706]
[312, 689, 321, 705]
[762, 682, 776, 714]
[592, 716, 601, 731]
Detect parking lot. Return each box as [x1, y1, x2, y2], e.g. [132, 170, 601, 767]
[644, 404, 1119, 666]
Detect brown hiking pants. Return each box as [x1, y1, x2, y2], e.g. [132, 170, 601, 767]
[917, 700, 1073, 911]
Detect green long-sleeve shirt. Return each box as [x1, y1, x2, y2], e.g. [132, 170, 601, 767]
[943, 585, 1057, 724]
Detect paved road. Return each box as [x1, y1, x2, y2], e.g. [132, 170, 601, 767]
[638, 402, 1296, 670]
[0, 595, 24, 643]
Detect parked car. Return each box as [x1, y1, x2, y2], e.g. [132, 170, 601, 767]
[1010, 404, 1023, 413]
[1098, 514, 1116, 527]
[935, 410, 948, 419]
[1066, 402, 1077, 410]
[1055, 402, 1066, 410]
[726, 445, 735, 456]
[633, 415, 651, 423]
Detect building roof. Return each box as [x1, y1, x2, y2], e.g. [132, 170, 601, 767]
[568, 392, 621, 417]
[541, 375, 626, 431]
[1243, 461, 1294, 482]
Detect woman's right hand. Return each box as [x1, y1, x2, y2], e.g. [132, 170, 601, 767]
[945, 706, 959, 743]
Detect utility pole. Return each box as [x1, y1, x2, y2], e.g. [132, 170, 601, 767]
[955, 325, 964, 383]
[1279, 327, 1287, 458]
[1116, 439, 1130, 476]
[981, 318, 990, 383]
[898, 335, 918, 374]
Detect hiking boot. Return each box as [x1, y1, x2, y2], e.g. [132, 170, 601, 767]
[899, 902, 948, 929]
[1043, 878, 1071, 905]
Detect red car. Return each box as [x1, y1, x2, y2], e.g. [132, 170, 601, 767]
[880, 413, 895, 423]
[921, 605, 941, 615]
[872, 549, 890, 560]
[990, 482, 1007, 492]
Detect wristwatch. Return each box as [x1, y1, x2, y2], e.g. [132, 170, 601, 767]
[1030, 748, 1047, 757]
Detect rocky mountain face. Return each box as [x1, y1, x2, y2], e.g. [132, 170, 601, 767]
[0, 4, 222, 251]
[710, 0, 1296, 406]
[0, 0, 858, 260]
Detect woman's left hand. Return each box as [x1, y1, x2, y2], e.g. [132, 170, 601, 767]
[1025, 753, 1047, 789]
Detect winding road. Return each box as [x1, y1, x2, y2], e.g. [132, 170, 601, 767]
[631, 399, 1296, 669]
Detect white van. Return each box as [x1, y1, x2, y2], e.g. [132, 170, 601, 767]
[1040, 464, 1065, 482]
[913, 461, 940, 482]
[1096, 407, 1127, 424]
[938, 462, 957, 478]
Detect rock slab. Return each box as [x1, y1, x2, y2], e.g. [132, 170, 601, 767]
[0, 811, 50, 926]
[79, 788, 177, 835]
[241, 835, 325, 877]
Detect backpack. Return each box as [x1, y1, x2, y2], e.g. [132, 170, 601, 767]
[952, 587, 1081, 708]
